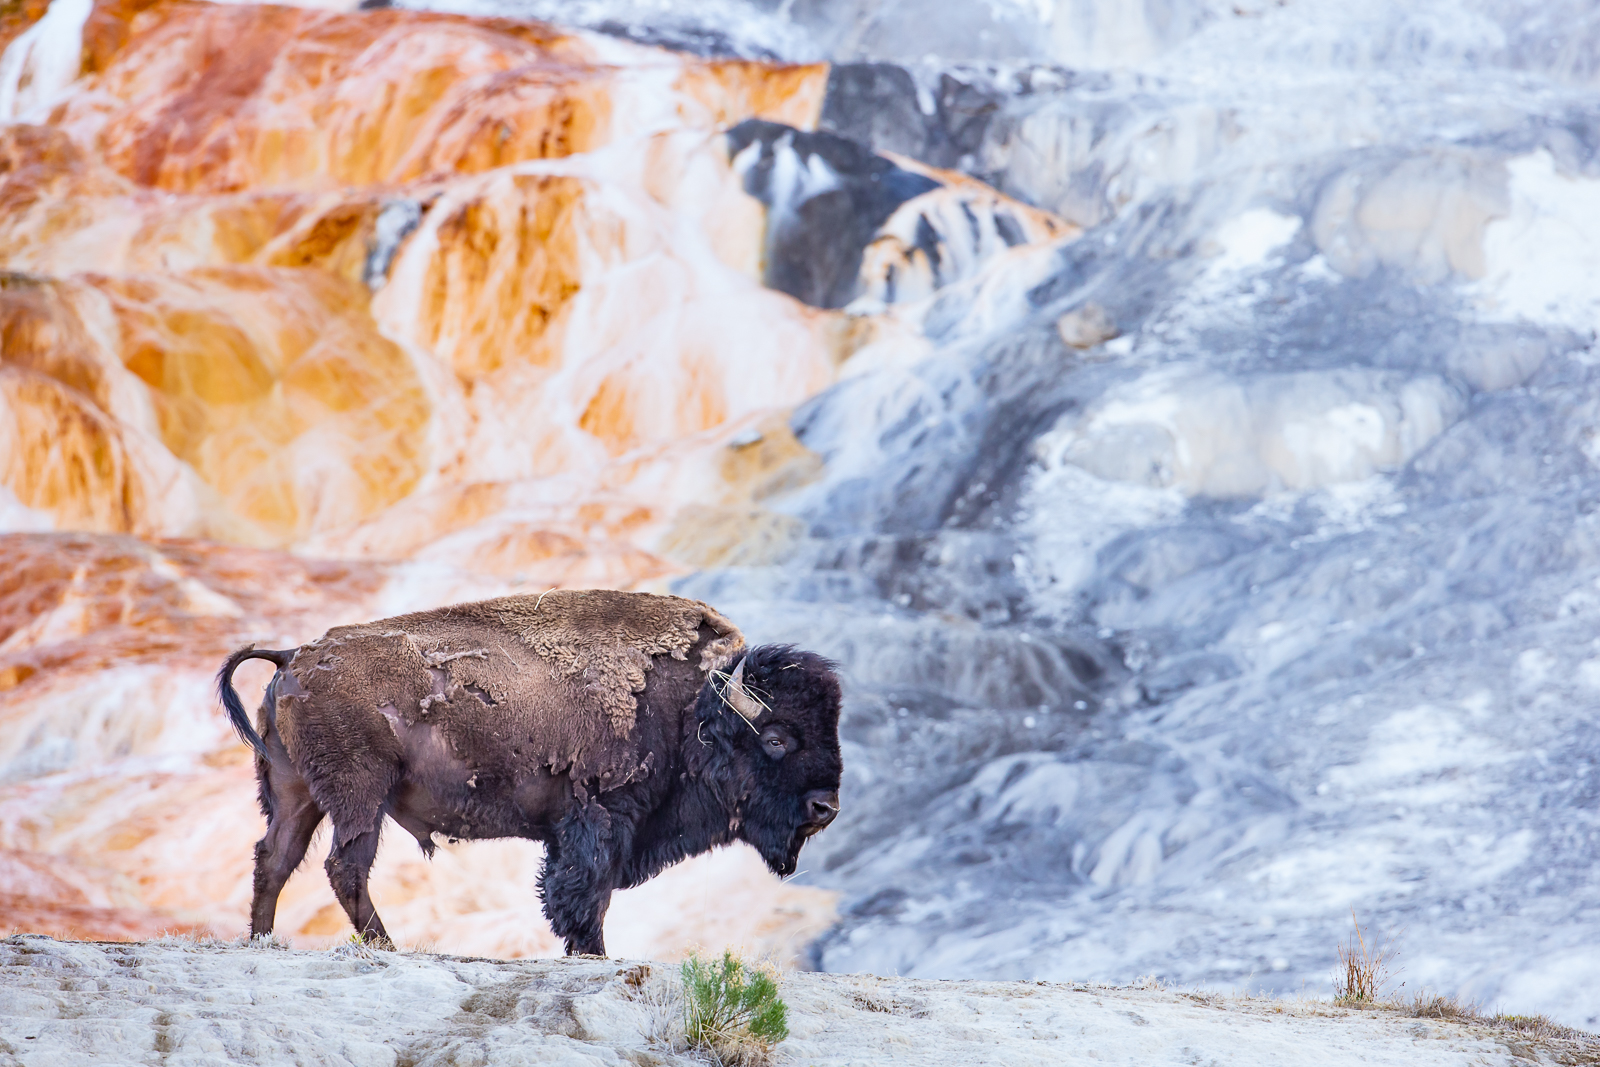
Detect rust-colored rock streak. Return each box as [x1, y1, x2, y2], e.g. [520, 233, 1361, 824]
[0, 0, 1058, 958]
[2, 0, 836, 565]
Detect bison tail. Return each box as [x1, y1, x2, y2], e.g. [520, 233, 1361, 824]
[217, 645, 295, 758]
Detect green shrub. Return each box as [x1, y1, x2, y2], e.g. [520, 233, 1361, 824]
[680, 950, 789, 1064]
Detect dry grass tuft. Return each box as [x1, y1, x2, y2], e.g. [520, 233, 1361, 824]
[145, 931, 241, 951]
[329, 933, 390, 960]
[237, 932, 291, 951]
[1323, 921, 1596, 1051]
[1488, 1013, 1586, 1043]
[1333, 910, 1400, 1005]
[1396, 989, 1480, 1021]
[623, 965, 687, 1049]
[1376, 982, 1595, 1053]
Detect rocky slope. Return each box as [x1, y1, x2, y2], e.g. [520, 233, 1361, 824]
[5, 935, 1589, 1067]
[0, 0, 1063, 960]
[4, 0, 1600, 1030]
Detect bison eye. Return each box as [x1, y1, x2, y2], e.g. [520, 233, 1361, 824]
[758, 727, 793, 761]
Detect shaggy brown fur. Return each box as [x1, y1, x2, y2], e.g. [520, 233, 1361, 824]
[217, 589, 842, 956]
[279, 589, 745, 825]
[491, 589, 745, 732]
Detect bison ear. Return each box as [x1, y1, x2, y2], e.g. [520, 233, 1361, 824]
[722, 657, 765, 721]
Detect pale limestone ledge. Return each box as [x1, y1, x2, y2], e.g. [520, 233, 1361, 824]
[0, 935, 1556, 1066]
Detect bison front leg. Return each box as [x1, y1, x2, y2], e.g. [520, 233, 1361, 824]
[539, 810, 620, 956]
[325, 825, 392, 948]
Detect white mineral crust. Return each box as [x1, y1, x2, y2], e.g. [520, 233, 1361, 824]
[0, 936, 1567, 1067]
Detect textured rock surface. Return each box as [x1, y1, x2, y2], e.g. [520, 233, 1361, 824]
[479, 0, 1600, 1029]
[0, 0, 838, 555]
[7, 0, 1600, 1032]
[0, 0, 1063, 963]
[1, 936, 1578, 1067]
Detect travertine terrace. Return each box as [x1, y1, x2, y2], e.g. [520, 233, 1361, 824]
[12, 0, 1600, 1032]
[0, 0, 1067, 955]
[4, 936, 1585, 1066]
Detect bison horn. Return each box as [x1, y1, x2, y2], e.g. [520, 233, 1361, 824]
[723, 658, 763, 721]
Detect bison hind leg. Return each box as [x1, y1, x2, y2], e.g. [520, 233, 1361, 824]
[325, 823, 392, 948]
[250, 786, 324, 940]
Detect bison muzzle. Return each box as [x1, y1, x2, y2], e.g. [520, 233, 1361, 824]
[216, 589, 842, 956]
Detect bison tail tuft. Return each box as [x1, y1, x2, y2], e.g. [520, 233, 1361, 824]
[217, 645, 295, 758]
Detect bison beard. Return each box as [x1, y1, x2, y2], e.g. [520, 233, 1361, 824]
[216, 591, 842, 957]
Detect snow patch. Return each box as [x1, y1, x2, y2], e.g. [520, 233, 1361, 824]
[1210, 208, 1303, 272]
[1475, 151, 1600, 334]
[1038, 366, 1462, 498]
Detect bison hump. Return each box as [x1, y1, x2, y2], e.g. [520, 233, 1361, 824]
[487, 589, 744, 735]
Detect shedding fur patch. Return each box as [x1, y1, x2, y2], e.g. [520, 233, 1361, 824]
[278, 589, 745, 795]
[492, 589, 744, 734]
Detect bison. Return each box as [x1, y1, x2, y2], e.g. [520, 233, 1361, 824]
[216, 589, 842, 956]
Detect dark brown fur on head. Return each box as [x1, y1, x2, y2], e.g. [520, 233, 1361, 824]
[682, 645, 843, 878]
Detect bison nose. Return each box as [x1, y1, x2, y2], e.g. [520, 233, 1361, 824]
[804, 790, 839, 829]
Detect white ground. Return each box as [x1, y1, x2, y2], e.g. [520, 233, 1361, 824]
[0, 936, 1586, 1066]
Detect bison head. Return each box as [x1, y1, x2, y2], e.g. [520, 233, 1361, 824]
[696, 644, 842, 877]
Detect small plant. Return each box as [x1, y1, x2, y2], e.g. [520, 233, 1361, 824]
[1333, 909, 1400, 1004]
[330, 932, 389, 960]
[680, 950, 789, 1065]
[1400, 989, 1479, 1020]
[1491, 1013, 1578, 1042]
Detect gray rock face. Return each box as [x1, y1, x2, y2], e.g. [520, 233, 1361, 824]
[410, 0, 1600, 1027]
[726, 120, 940, 308]
[730, 165, 1600, 1014]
